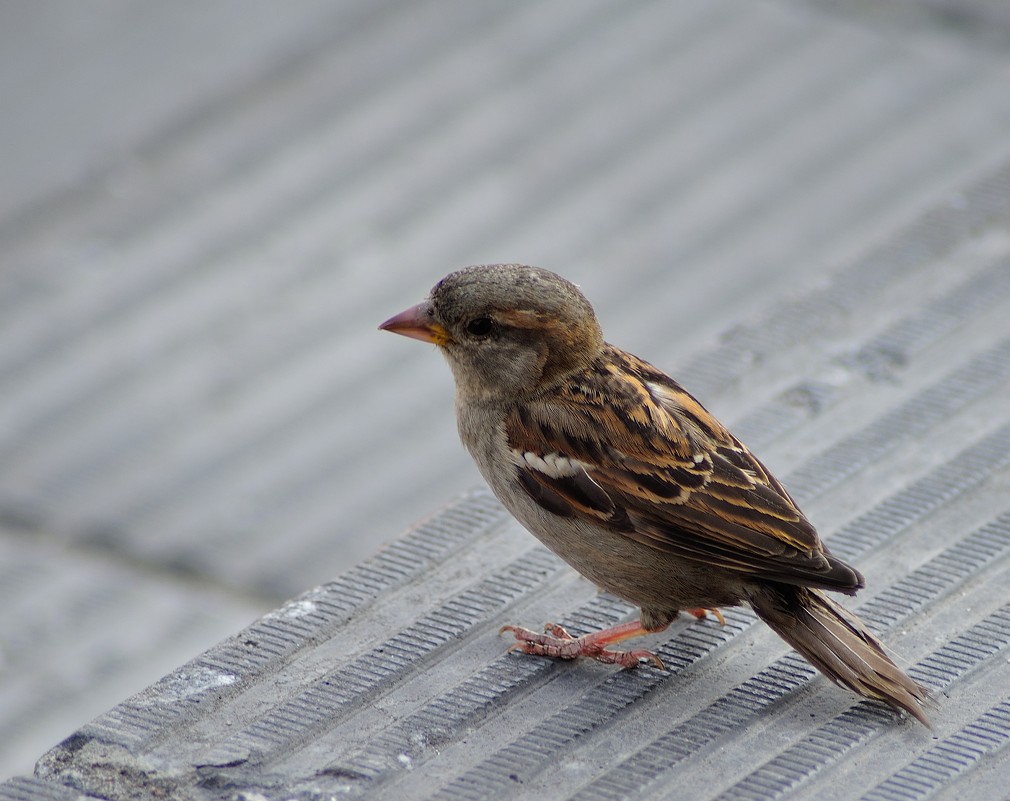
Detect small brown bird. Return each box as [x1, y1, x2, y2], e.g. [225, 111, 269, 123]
[380, 264, 930, 726]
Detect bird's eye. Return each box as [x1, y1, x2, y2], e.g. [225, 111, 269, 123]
[465, 316, 494, 337]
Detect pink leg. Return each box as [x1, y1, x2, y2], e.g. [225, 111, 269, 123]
[500, 619, 667, 669]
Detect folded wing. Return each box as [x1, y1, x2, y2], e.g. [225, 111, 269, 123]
[507, 347, 862, 593]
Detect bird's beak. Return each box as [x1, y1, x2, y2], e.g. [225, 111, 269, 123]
[378, 302, 452, 345]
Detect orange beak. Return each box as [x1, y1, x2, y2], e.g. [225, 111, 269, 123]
[378, 302, 452, 345]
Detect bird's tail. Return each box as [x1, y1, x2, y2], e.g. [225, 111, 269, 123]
[748, 583, 931, 727]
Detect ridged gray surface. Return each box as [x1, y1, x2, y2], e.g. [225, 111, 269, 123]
[3, 0, 1010, 796]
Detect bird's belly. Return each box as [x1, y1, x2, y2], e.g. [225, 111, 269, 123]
[537, 515, 740, 611]
[457, 403, 745, 618]
[492, 474, 744, 616]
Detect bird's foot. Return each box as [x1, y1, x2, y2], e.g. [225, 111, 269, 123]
[500, 619, 666, 670]
[685, 607, 726, 625]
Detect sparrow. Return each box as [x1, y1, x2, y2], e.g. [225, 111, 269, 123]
[380, 264, 930, 726]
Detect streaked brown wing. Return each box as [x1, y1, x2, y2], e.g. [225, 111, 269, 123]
[507, 346, 860, 592]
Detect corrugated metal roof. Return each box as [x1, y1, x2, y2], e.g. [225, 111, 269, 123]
[2, 0, 1010, 796]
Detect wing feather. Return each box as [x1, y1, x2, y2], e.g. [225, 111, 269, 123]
[507, 346, 861, 592]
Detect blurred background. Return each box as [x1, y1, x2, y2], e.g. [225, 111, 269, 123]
[2, 0, 1010, 780]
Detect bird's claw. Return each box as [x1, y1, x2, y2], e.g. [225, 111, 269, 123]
[500, 623, 666, 670]
[686, 607, 726, 626]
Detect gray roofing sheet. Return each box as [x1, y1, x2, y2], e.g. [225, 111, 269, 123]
[2, 0, 1010, 797]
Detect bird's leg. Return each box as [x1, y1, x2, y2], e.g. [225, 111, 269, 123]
[500, 619, 667, 669]
[685, 607, 726, 625]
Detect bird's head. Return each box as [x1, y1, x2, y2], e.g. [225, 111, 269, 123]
[380, 264, 603, 403]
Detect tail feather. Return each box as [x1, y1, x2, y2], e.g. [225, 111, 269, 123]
[748, 583, 931, 727]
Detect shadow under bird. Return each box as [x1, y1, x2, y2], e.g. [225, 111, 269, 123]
[380, 264, 930, 727]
